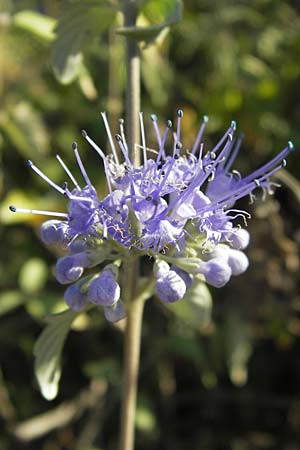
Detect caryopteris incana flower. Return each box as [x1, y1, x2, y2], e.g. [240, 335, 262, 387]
[10, 110, 294, 319]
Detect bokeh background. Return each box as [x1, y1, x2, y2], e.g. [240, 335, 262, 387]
[1, 0, 300, 449]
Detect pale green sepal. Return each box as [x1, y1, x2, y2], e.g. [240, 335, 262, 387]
[158, 255, 202, 274]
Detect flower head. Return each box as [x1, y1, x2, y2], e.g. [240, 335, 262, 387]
[10, 111, 293, 319]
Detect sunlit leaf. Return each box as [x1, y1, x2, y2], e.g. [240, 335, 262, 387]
[224, 311, 252, 386]
[51, 0, 117, 84]
[116, 0, 182, 44]
[0, 291, 24, 316]
[19, 258, 48, 294]
[240, 54, 273, 78]
[34, 309, 78, 400]
[0, 190, 40, 225]
[141, 44, 172, 106]
[0, 102, 50, 159]
[26, 294, 66, 320]
[136, 399, 157, 432]
[13, 10, 56, 42]
[78, 63, 98, 100]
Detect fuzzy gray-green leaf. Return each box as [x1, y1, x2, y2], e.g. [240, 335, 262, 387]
[34, 309, 78, 400]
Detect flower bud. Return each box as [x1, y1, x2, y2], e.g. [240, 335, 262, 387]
[104, 300, 126, 322]
[64, 283, 88, 311]
[40, 220, 67, 245]
[55, 255, 84, 284]
[69, 238, 88, 254]
[153, 260, 170, 278]
[197, 258, 232, 288]
[229, 228, 250, 250]
[88, 269, 120, 306]
[156, 270, 187, 303]
[171, 265, 193, 290]
[227, 249, 249, 275]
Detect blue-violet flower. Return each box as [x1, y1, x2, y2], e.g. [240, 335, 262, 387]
[10, 111, 293, 319]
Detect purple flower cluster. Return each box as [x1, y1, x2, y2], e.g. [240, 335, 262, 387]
[10, 111, 293, 317]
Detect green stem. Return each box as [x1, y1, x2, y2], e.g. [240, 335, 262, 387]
[119, 2, 142, 450]
[119, 262, 145, 450]
[124, 0, 140, 166]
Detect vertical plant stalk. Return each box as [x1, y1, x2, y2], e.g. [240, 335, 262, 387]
[119, 2, 142, 450]
[119, 260, 144, 450]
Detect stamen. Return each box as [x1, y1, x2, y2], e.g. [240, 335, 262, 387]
[9, 205, 68, 218]
[56, 154, 81, 190]
[224, 132, 244, 171]
[67, 195, 94, 204]
[242, 142, 292, 184]
[191, 115, 209, 155]
[81, 131, 112, 193]
[156, 120, 172, 164]
[176, 109, 183, 144]
[232, 170, 242, 180]
[198, 143, 204, 169]
[101, 112, 120, 165]
[166, 132, 237, 214]
[119, 119, 128, 152]
[139, 112, 147, 168]
[26, 160, 65, 195]
[115, 134, 132, 167]
[209, 122, 236, 156]
[150, 114, 162, 147]
[72, 142, 93, 189]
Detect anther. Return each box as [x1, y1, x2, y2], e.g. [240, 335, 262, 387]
[81, 130, 87, 138]
[167, 120, 172, 128]
[177, 109, 183, 118]
[282, 159, 287, 167]
[115, 134, 122, 142]
[288, 140, 294, 151]
[62, 181, 68, 190]
[203, 115, 209, 123]
[254, 179, 260, 187]
[231, 120, 237, 131]
[26, 160, 33, 167]
[72, 142, 77, 150]
[118, 118, 124, 125]
[146, 195, 153, 201]
[174, 153, 180, 159]
[176, 142, 182, 150]
[150, 114, 157, 122]
[9, 205, 16, 212]
[210, 151, 216, 160]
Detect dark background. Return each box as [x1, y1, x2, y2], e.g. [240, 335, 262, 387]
[1, 1, 300, 449]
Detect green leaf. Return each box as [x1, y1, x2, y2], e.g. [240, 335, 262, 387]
[116, 0, 183, 44]
[0, 102, 50, 159]
[167, 279, 212, 328]
[224, 311, 252, 386]
[0, 291, 24, 316]
[19, 258, 48, 294]
[51, 1, 117, 84]
[83, 358, 121, 384]
[13, 10, 56, 42]
[34, 309, 78, 400]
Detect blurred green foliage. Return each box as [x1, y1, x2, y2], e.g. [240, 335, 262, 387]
[1, 0, 300, 449]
